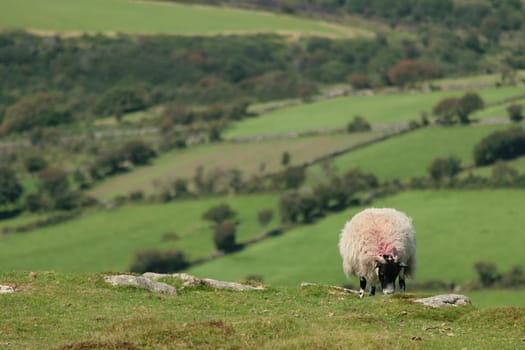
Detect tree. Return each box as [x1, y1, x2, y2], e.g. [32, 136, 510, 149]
[507, 104, 523, 123]
[473, 126, 525, 165]
[432, 92, 484, 125]
[278, 190, 302, 223]
[257, 208, 274, 227]
[273, 166, 306, 189]
[25, 156, 48, 173]
[38, 166, 69, 198]
[129, 249, 189, 273]
[456, 92, 484, 124]
[387, 60, 438, 87]
[213, 221, 238, 252]
[428, 157, 462, 181]
[203, 203, 237, 224]
[0, 166, 24, 207]
[432, 97, 460, 125]
[347, 115, 371, 133]
[474, 261, 501, 287]
[281, 151, 291, 167]
[121, 139, 156, 165]
[2, 92, 72, 134]
[347, 73, 370, 89]
[480, 16, 500, 43]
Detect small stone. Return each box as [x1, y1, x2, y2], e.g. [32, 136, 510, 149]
[0, 285, 15, 294]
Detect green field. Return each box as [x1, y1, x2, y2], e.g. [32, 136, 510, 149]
[89, 131, 388, 200]
[308, 124, 511, 182]
[0, 0, 366, 37]
[0, 194, 279, 272]
[187, 190, 525, 289]
[2, 273, 524, 349]
[223, 86, 525, 139]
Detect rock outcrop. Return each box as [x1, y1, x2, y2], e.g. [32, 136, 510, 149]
[414, 294, 471, 308]
[144, 272, 265, 291]
[104, 275, 177, 295]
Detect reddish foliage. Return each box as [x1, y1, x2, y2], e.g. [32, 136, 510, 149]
[388, 60, 438, 86]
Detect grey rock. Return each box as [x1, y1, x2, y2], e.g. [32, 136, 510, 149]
[144, 272, 265, 291]
[104, 275, 177, 295]
[415, 294, 471, 308]
[0, 285, 15, 294]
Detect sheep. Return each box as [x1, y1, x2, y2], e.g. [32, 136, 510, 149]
[338, 208, 416, 298]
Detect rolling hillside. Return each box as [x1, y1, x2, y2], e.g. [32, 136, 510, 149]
[0, 194, 279, 272]
[223, 86, 525, 139]
[187, 189, 525, 288]
[0, 0, 369, 37]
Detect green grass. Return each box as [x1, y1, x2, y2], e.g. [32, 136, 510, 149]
[430, 70, 525, 88]
[465, 290, 525, 308]
[187, 189, 525, 289]
[461, 155, 525, 178]
[0, 0, 368, 37]
[0, 272, 524, 349]
[307, 124, 511, 182]
[89, 131, 387, 200]
[0, 194, 279, 273]
[223, 86, 525, 139]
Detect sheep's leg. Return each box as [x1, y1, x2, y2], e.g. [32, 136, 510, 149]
[359, 277, 366, 298]
[399, 268, 406, 293]
[369, 285, 376, 296]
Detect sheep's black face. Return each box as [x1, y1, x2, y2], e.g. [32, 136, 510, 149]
[375, 255, 401, 294]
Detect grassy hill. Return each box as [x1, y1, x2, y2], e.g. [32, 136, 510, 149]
[307, 123, 512, 182]
[223, 86, 525, 139]
[88, 130, 388, 200]
[0, 0, 368, 37]
[187, 189, 525, 289]
[0, 194, 279, 272]
[0, 272, 524, 349]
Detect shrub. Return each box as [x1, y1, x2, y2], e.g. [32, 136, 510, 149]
[281, 151, 291, 166]
[129, 249, 189, 273]
[257, 208, 274, 227]
[387, 60, 438, 87]
[432, 97, 460, 125]
[203, 203, 237, 224]
[474, 261, 501, 287]
[491, 161, 519, 186]
[433, 93, 484, 124]
[507, 103, 523, 123]
[0, 166, 24, 207]
[2, 92, 72, 133]
[25, 156, 48, 173]
[347, 116, 371, 133]
[278, 190, 302, 223]
[273, 166, 306, 189]
[428, 156, 462, 181]
[213, 221, 238, 252]
[121, 139, 156, 165]
[347, 73, 370, 89]
[38, 166, 69, 197]
[473, 126, 525, 166]
[456, 92, 484, 124]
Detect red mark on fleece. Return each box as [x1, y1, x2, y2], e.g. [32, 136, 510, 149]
[375, 242, 397, 257]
